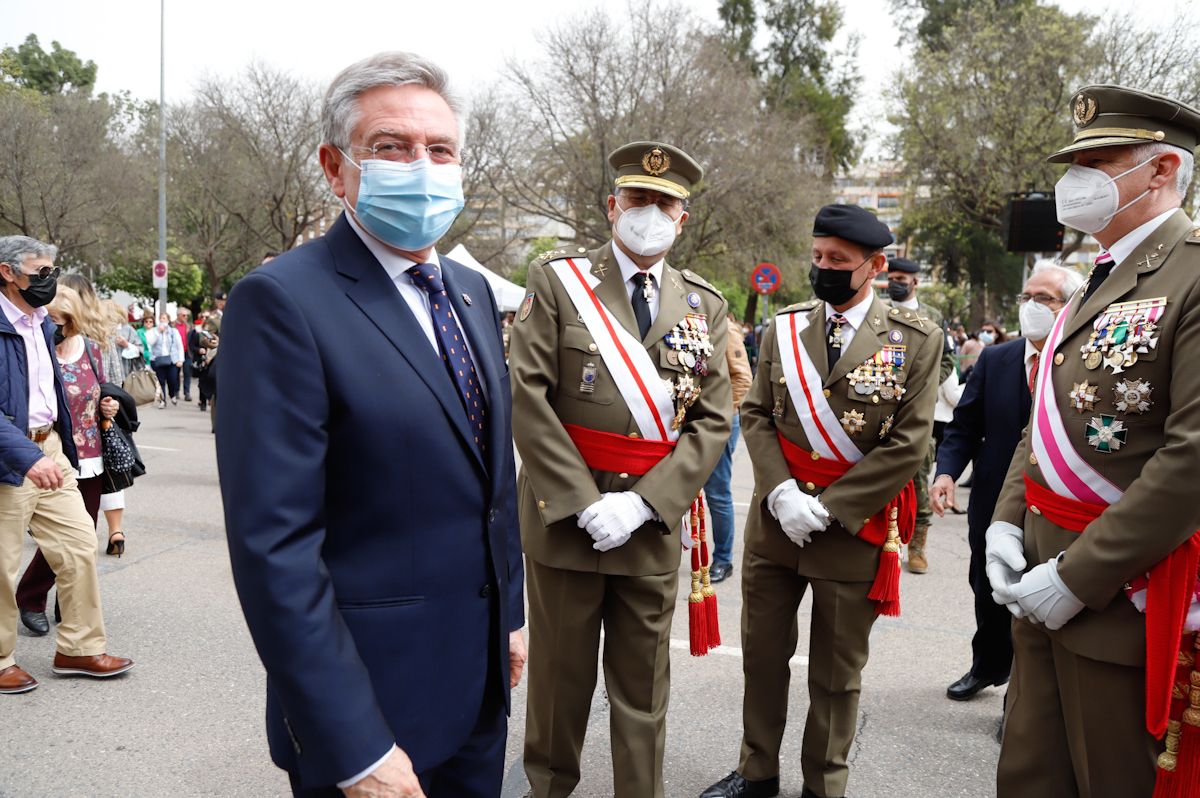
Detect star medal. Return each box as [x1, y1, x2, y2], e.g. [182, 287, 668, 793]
[1113, 378, 1152, 414]
[840, 409, 866, 436]
[878, 414, 895, 439]
[1086, 415, 1127, 453]
[1068, 381, 1099, 413]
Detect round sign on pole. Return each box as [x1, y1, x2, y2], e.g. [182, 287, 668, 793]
[152, 260, 168, 289]
[751, 262, 781, 295]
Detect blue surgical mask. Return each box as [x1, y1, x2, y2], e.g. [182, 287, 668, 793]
[341, 153, 465, 251]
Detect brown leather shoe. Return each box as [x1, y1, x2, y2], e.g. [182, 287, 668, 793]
[52, 652, 134, 678]
[0, 665, 39, 694]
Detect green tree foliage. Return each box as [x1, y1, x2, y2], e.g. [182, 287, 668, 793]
[890, 0, 1034, 50]
[719, 0, 860, 170]
[94, 257, 203, 306]
[1, 34, 97, 95]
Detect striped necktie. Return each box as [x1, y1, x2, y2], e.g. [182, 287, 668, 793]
[1082, 252, 1115, 302]
[407, 263, 487, 455]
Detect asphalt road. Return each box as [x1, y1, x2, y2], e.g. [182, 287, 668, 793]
[1, 404, 1001, 798]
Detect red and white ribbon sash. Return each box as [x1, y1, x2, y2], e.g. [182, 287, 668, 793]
[775, 311, 863, 464]
[549, 258, 678, 443]
[1031, 298, 1123, 505]
[1034, 298, 1198, 629]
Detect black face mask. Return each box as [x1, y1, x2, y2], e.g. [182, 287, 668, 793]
[809, 257, 871, 306]
[18, 272, 58, 309]
[53, 324, 66, 346]
[887, 279, 913, 302]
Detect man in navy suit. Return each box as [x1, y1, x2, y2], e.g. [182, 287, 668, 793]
[931, 264, 1083, 702]
[216, 52, 525, 798]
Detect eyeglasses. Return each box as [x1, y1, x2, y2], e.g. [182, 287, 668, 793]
[1016, 292, 1064, 306]
[13, 264, 60, 280]
[350, 139, 460, 164]
[618, 191, 686, 215]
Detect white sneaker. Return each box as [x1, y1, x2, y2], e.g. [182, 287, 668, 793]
[157, 400, 165, 409]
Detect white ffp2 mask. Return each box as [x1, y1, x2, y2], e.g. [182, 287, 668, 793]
[1019, 299, 1057, 341]
[1054, 157, 1155, 235]
[615, 202, 679, 257]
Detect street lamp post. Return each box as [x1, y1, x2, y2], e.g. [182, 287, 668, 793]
[157, 0, 168, 317]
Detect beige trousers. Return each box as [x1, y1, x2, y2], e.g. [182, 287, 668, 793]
[0, 430, 107, 669]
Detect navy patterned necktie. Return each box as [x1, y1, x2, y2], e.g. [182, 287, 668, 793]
[406, 263, 487, 455]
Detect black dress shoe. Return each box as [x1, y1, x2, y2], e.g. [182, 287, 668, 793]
[947, 671, 1007, 701]
[699, 771, 779, 798]
[19, 610, 48, 636]
[710, 561, 734, 583]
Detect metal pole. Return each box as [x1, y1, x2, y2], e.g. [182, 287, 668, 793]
[157, 0, 168, 318]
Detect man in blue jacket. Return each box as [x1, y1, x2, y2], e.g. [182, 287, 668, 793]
[216, 52, 525, 798]
[931, 264, 1083, 702]
[0, 235, 134, 694]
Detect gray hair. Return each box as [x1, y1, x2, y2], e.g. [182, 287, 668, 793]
[1130, 141, 1195, 198]
[0, 235, 57, 285]
[320, 52, 464, 151]
[1031, 262, 1086, 300]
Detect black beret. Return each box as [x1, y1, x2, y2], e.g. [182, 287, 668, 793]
[812, 204, 894, 250]
[213, 291, 228, 301]
[887, 257, 919, 274]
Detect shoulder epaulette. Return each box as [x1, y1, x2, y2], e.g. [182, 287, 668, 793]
[533, 247, 574, 265]
[779, 300, 819, 314]
[887, 306, 937, 333]
[679, 268, 722, 297]
[1186, 226, 1200, 244]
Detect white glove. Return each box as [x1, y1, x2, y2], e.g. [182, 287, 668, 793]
[1010, 556, 1085, 630]
[985, 521, 1027, 612]
[769, 480, 831, 548]
[578, 492, 653, 552]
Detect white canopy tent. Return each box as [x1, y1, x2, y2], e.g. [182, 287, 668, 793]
[445, 244, 526, 313]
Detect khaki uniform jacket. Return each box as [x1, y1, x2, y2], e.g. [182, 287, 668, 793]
[741, 296, 941, 582]
[993, 210, 1200, 667]
[510, 242, 732, 576]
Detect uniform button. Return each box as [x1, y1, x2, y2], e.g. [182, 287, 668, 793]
[619, 472, 629, 479]
[537, 500, 546, 509]
[1054, 353, 1064, 366]
[804, 481, 816, 491]
[890, 308, 900, 316]
[1031, 506, 1042, 516]
[872, 395, 880, 404]
[588, 343, 598, 352]
[577, 247, 587, 253]
[810, 451, 821, 461]
[823, 389, 831, 397]
[479, 584, 492, 598]
[629, 432, 640, 439]
[779, 377, 786, 384]
[1029, 453, 1038, 465]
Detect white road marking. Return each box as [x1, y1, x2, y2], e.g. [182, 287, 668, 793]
[669, 637, 809, 667]
[136, 444, 179, 451]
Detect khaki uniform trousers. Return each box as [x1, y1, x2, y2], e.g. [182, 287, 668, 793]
[0, 430, 106, 669]
[997, 618, 1158, 798]
[737, 552, 878, 798]
[523, 557, 676, 798]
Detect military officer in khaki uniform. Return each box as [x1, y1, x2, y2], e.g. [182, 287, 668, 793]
[510, 141, 731, 798]
[885, 256, 949, 574]
[987, 86, 1200, 798]
[701, 205, 942, 798]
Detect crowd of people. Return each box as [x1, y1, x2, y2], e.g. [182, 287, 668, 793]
[4, 48, 1200, 798]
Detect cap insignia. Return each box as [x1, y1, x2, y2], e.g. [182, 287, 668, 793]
[642, 147, 670, 176]
[1073, 93, 1098, 127]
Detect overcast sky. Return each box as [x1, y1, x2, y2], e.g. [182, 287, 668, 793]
[5, 0, 1192, 157]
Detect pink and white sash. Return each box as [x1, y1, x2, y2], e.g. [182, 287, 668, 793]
[775, 311, 864, 464]
[549, 258, 678, 443]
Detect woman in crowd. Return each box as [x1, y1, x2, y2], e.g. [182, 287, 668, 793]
[16, 285, 121, 636]
[146, 311, 184, 408]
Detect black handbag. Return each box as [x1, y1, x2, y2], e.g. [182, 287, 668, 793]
[84, 343, 146, 493]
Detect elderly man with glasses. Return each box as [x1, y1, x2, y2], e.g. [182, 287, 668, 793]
[0, 235, 133, 695]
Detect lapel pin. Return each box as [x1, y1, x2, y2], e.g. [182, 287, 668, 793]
[687, 292, 701, 308]
[461, 293, 472, 306]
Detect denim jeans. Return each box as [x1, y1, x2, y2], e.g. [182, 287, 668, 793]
[703, 412, 741, 567]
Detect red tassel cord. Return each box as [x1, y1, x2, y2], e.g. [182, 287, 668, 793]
[688, 499, 708, 656]
[1154, 634, 1200, 798]
[867, 505, 902, 617]
[698, 493, 720, 649]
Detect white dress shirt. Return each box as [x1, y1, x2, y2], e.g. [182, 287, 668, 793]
[895, 296, 919, 311]
[612, 245, 665, 324]
[823, 291, 875, 351]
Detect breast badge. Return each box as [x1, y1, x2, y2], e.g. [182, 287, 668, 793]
[878, 414, 895, 439]
[1068, 381, 1099, 413]
[840, 409, 865, 436]
[1113, 378, 1152, 414]
[1080, 298, 1166, 374]
[1086, 415, 1127, 453]
[580, 362, 598, 394]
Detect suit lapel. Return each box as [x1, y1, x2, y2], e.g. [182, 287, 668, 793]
[442, 262, 498, 475]
[827, 297, 885, 388]
[327, 217, 481, 469]
[589, 243, 641, 340]
[644, 265, 688, 346]
[1057, 210, 1194, 350]
[800, 304, 829, 377]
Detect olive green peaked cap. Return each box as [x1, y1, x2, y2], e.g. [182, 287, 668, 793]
[608, 141, 703, 200]
[1048, 84, 1200, 163]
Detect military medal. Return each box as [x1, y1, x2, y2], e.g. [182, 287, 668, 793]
[1079, 297, 1166, 373]
[580, 362, 598, 394]
[879, 414, 895, 439]
[672, 373, 701, 430]
[840, 409, 866, 436]
[1086, 415, 1128, 453]
[642, 276, 657, 306]
[1114, 378, 1152, 414]
[773, 394, 785, 422]
[1068, 381, 1099, 413]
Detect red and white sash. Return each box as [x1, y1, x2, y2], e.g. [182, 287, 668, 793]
[775, 310, 863, 464]
[1032, 297, 1199, 629]
[548, 258, 679, 443]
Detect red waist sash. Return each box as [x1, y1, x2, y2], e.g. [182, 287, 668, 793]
[565, 423, 675, 475]
[776, 431, 915, 616]
[1024, 475, 1200, 740]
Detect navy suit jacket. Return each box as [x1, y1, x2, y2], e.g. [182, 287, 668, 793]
[216, 215, 524, 788]
[935, 338, 1032, 534]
